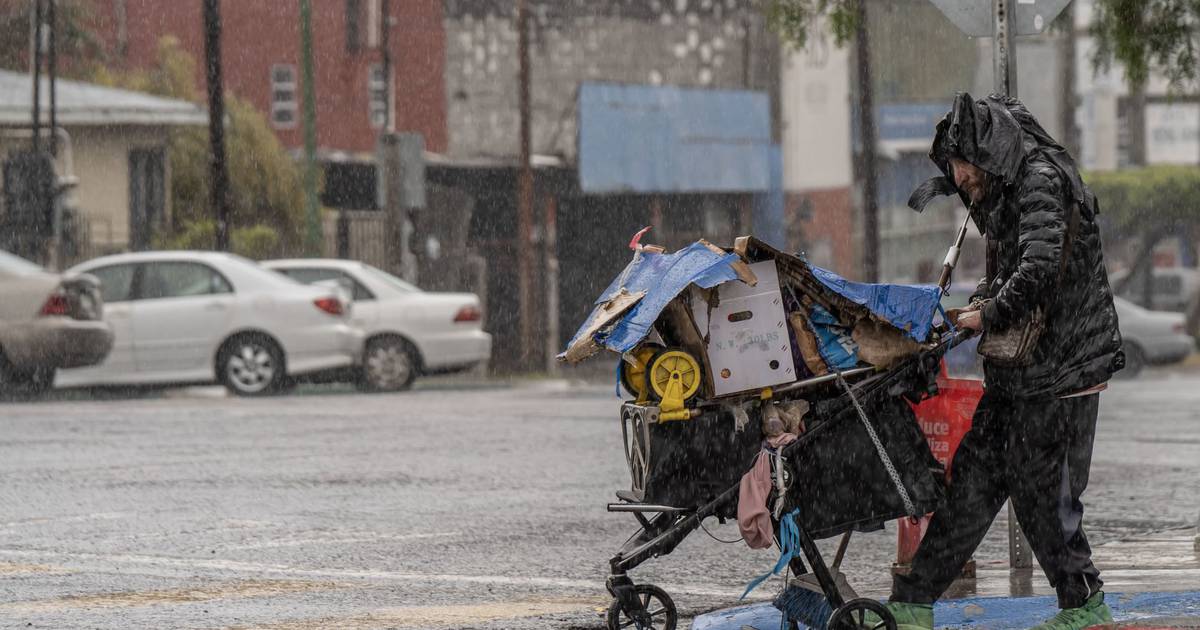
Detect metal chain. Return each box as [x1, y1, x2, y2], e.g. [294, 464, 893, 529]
[835, 372, 916, 516]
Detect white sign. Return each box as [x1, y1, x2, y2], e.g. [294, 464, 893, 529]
[1146, 102, 1200, 165]
[928, 0, 1071, 37]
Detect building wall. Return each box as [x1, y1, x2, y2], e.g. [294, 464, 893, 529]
[70, 125, 173, 251]
[443, 0, 776, 160]
[90, 0, 447, 156]
[778, 26, 855, 276]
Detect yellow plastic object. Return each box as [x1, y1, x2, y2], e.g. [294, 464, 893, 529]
[648, 349, 701, 415]
[620, 344, 661, 403]
[658, 408, 695, 422]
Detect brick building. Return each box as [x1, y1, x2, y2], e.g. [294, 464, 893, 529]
[91, 0, 447, 209]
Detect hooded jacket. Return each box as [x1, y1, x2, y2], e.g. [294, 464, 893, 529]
[910, 93, 1124, 398]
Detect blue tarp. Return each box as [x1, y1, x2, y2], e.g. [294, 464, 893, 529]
[567, 243, 742, 355]
[810, 266, 941, 342]
[564, 244, 942, 360]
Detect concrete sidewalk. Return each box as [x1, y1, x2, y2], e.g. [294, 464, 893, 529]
[693, 529, 1200, 629]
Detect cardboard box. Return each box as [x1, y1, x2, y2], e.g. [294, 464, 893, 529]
[692, 260, 797, 396]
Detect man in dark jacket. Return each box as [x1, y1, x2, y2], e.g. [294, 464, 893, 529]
[880, 93, 1125, 630]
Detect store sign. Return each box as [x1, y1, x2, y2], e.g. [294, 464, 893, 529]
[1146, 102, 1200, 165]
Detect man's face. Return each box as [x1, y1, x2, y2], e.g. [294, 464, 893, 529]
[949, 157, 988, 206]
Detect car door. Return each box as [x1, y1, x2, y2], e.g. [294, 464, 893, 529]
[56, 263, 138, 383]
[131, 261, 236, 376]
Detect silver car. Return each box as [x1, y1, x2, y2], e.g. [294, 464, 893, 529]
[1113, 296, 1195, 377]
[0, 249, 113, 395]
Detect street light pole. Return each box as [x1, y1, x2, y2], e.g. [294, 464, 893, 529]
[202, 0, 231, 251]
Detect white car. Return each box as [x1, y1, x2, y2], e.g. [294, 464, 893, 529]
[58, 251, 363, 396]
[264, 259, 492, 391]
[1, 250, 112, 396]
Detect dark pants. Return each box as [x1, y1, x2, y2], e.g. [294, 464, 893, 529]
[892, 390, 1103, 609]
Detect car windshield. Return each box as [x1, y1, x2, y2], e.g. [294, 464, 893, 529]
[359, 264, 422, 293]
[0, 249, 45, 275]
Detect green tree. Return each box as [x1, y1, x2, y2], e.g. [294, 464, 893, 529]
[91, 37, 308, 258]
[1091, 0, 1200, 91]
[1089, 0, 1200, 316]
[764, 0, 857, 50]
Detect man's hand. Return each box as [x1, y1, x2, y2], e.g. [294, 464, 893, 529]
[956, 309, 984, 332]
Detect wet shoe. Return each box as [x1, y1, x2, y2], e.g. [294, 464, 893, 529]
[863, 601, 933, 630]
[1029, 592, 1115, 630]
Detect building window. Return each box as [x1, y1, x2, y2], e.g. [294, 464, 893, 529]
[270, 64, 298, 128]
[345, 0, 361, 53]
[369, 63, 390, 129]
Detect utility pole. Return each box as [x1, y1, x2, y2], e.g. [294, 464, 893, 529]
[202, 0, 231, 251]
[1057, 1, 1079, 158]
[516, 0, 535, 371]
[30, 0, 42, 153]
[47, 0, 56, 157]
[854, 0, 879, 282]
[300, 0, 322, 257]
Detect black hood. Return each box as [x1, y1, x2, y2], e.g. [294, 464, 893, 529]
[907, 93, 1093, 231]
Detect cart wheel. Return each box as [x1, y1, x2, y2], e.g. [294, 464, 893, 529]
[645, 349, 701, 403]
[620, 343, 664, 400]
[607, 584, 677, 630]
[828, 598, 896, 630]
[620, 404, 653, 497]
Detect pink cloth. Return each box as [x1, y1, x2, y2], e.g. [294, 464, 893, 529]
[738, 433, 797, 549]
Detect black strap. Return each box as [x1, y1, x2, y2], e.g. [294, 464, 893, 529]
[1054, 202, 1081, 294]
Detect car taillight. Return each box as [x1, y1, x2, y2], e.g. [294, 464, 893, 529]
[1174, 322, 1186, 334]
[314, 297, 344, 316]
[39, 292, 69, 317]
[454, 305, 482, 323]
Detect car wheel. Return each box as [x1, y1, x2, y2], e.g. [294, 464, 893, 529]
[358, 337, 418, 392]
[218, 335, 286, 396]
[1117, 344, 1145, 379]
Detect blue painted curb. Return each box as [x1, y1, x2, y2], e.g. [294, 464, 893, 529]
[692, 591, 1200, 629]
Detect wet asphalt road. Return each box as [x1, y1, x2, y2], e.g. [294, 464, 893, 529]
[0, 372, 1198, 629]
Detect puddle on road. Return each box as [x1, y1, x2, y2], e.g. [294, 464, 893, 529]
[229, 598, 604, 629]
[0, 579, 343, 613]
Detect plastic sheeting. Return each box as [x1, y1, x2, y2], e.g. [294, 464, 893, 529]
[567, 242, 742, 355]
[564, 243, 942, 360]
[810, 266, 941, 342]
